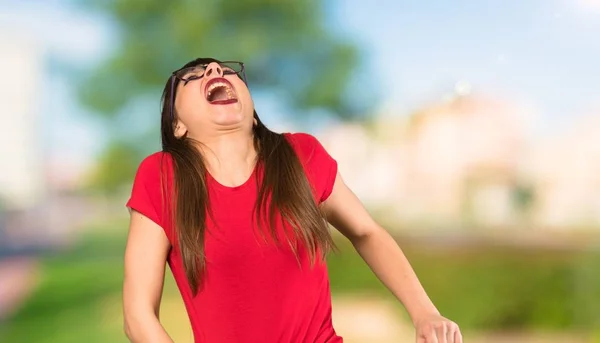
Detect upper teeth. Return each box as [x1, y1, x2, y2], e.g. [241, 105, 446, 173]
[207, 82, 234, 97]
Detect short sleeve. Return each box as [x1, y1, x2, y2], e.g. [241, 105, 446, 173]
[285, 132, 338, 203]
[126, 153, 167, 232]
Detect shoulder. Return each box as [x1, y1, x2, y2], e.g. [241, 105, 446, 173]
[131, 152, 175, 193]
[127, 152, 173, 234]
[138, 151, 172, 168]
[284, 131, 321, 147]
[130, 152, 174, 204]
[135, 152, 173, 177]
[283, 132, 327, 164]
[283, 132, 338, 202]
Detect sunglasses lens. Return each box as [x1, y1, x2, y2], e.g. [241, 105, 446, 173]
[176, 66, 204, 79]
[220, 62, 243, 74]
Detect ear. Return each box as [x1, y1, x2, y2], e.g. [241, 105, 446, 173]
[253, 117, 258, 126]
[174, 121, 188, 138]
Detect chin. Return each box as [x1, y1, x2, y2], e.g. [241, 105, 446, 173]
[204, 99, 253, 127]
[212, 111, 248, 127]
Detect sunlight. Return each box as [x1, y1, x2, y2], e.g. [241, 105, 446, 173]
[578, 0, 600, 11]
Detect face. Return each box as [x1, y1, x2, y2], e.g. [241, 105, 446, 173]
[173, 62, 254, 138]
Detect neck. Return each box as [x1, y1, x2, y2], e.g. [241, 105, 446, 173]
[193, 128, 257, 182]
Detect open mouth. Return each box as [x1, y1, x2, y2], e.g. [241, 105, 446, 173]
[205, 78, 238, 105]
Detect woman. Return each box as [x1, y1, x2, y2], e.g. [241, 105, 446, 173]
[123, 57, 462, 343]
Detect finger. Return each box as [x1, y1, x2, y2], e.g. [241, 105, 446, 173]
[426, 328, 439, 343]
[454, 329, 463, 343]
[438, 324, 453, 343]
[417, 329, 437, 343]
[427, 324, 446, 343]
[445, 324, 455, 343]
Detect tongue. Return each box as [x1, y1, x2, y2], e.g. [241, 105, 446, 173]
[208, 87, 232, 103]
[212, 89, 229, 101]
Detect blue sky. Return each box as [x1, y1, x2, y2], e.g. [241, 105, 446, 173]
[1, 0, 599, 163]
[333, 0, 600, 121]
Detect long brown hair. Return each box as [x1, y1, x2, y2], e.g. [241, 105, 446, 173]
[160, 58, 334, 294]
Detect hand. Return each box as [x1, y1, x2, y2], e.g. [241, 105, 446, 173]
[414, 314, 462, 343]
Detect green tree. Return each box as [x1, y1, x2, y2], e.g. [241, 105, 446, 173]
[78, 0, 372, 192]
[87, 141, 140, 194]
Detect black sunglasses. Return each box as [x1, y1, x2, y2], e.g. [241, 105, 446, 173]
[169, 61, 247, 121]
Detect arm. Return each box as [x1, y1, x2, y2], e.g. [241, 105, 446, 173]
[123, 210, 174, 343]
[322, 172, 462, 342]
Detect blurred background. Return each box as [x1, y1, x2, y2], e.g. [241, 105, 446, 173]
[1, 0, 599, 342]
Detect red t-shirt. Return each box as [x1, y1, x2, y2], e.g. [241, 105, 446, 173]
[126, 132, 342, 343]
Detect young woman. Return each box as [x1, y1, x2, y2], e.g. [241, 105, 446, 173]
[123, 58, 462, 343]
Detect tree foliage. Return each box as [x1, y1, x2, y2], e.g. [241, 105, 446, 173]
[87, 141, 140, 194]
[79, 0, 365, 119]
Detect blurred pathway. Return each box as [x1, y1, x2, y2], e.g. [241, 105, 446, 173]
[332, 295, 414, 342]
[331, 295, 591, 343]
[0, 257, 39, 321]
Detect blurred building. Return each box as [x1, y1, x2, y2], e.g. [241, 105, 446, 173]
[398, 94, 529, 227]
[0, 35, 46, 210]
[322, 93, 531, 229]
[319, 123, 402, 206]
[526, 110, 600, 228]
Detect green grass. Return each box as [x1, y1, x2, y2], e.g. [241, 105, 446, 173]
[328, 239, 390, 294]
[328, 237, 600, 332]
[1, 231, 128, 343]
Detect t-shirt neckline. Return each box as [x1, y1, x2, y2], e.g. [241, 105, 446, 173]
[206, 163, 258, 191]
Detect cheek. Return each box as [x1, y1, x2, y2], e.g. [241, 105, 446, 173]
[241, 91, 253, 107]
[232, 81, 253, 107]
[177, 88, 206, 121]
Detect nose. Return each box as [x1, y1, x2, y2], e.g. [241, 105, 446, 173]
[204, 62, 223, 78]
